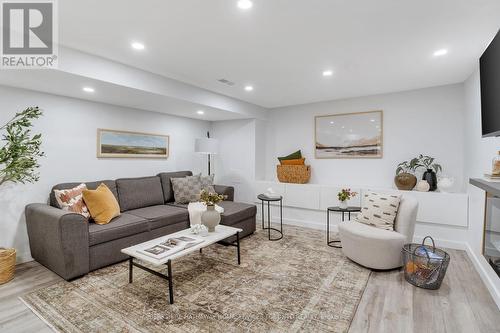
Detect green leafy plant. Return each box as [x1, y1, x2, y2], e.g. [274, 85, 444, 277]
[416, 154, 442, 174]
[199, 189, 227, 206]
[0, 107, 44, 186]
[395, 157, 420, 175]
[337, 188, 357, 202]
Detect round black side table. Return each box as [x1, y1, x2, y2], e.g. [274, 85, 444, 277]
[326, 206, 361, 248]
[258, 194, 283, 241]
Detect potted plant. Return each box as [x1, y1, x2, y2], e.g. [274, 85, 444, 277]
[337, 188, 357, 209]
[199, 190, 227, 232]
[395, 157, 420, 190]
[416, 154, 442, 191]
[0, 107, 44, 284]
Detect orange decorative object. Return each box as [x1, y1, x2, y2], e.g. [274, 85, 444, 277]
[280, 158, 305, 165]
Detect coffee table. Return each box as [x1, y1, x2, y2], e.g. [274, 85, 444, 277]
[121, 225, 242, 304]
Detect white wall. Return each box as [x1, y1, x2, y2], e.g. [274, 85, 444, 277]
[265, 84, 466, 192]
[210, 119, 257, 204]
[463, 67, 500, 308]
[0, 85, 210, 263]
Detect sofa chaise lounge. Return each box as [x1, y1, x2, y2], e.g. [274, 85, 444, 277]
[25, 171, 256, 280]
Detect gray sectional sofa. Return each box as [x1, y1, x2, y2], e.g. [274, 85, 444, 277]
[25, 171, 256, 280]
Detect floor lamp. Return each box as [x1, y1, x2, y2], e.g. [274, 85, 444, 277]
[195, 132, 219, 175]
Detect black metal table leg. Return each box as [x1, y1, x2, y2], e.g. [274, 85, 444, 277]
[128, 257, 133, 283]
[267, 201, 271, 240]
[167, 259, 174, 304]
[327, 208, 342, 248]
[261, 200, 265, 229]
[236, 232, 241, 265]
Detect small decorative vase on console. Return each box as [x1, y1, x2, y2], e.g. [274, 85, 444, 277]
[423, 169, 438, 191]
[339, 200, 348, 209]
[201, 205, 220, 232]
[394, 173, 417, 191]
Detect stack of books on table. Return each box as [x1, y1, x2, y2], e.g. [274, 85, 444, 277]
[139, 236, 204, 259]
[484, 173, 500, 181]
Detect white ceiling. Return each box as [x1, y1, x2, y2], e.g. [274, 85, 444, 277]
[58, 0, 500, 108]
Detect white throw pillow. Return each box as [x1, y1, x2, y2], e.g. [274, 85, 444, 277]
[355, 192, 401, 231]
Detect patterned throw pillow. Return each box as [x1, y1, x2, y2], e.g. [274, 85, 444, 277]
[54, 183, 90, 218]
[171, 175, 202, 204]
[199, 174, 216, 193]
[355, 192, 401, 231]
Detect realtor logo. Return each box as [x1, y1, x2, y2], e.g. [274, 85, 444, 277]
[1, 0, 58, 68]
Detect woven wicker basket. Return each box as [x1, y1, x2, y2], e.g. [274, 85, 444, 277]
[277, 165, 311, 184]
[0, 248, 16, 284]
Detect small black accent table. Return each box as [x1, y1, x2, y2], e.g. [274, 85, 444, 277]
[258, 194, 283, 241]
[326, 206, 361, 248]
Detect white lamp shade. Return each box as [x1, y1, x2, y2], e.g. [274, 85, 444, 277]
[195, 138, 219, 154]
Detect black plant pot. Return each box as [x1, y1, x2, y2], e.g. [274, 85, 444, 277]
[423, 169, 437, 191]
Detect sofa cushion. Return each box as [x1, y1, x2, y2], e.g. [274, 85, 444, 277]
[53, 183, 90, 218]
[356, 192, 401, 231]
[199, 174, 215, 193]
[127, 205, 189, 230]
[218, 201, 257, 226]
[158, 171, 193, 203]
[116, 176, 164, 212]
[83, 183, 121, 225]
[88, 213, 148, 246]
[50, 180, 117, 208]
[171, 175, 202, 204]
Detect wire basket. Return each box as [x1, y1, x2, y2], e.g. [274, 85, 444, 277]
[402, 236, 450, 290]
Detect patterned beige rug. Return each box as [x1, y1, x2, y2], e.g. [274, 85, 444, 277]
[21, 225, 370, 333]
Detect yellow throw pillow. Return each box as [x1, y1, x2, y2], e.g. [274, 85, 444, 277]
[280, 158, 305, 165]
[82, 183, 120, 225]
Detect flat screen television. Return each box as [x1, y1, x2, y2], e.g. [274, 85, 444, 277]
[480, 29, 500, 137]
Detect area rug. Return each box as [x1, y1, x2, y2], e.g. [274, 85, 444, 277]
[21, 224, 370, 333]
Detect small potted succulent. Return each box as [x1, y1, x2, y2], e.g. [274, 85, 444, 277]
[199, 190, 227, 232]
[337, 188, 357, 209]
[416, 154, 442, 192]
[395, 157, 420, 190]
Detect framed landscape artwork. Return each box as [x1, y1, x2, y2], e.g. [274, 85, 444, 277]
[315, 110, 383, 159]
[97, 129, 169, 158]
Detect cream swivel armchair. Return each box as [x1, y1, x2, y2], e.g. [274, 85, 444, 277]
[338, 195, 418, 270]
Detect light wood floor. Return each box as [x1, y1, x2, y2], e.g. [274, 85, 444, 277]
[0, 249, 499, 333]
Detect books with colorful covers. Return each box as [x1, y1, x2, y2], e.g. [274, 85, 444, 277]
[139, 236, 204, 259]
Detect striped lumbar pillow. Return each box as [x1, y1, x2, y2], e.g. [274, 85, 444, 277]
[356, 192, 401, 231]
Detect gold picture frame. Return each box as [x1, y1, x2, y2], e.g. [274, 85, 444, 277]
[315, 110, 383, 159]
[97, 129, 169, 159]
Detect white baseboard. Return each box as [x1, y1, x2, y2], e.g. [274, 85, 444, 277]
[257, 214, 337, 232]
[464, 244, 500, 310]
[16, 251, 33, 264]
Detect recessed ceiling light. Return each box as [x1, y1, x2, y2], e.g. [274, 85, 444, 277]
[244, 85, 254, 92]
[322, 70, 333, 77]
[197, 110, 205, 115]
[370, 119, 375, 122]
[131, 42, 145, 50]
[82, 87, 95, 93]
[433, 49, 448, 57]
[237, 0, 253, 10]
[330, 121, 334, 124]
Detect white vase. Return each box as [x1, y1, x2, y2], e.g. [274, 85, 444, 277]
[416, 180, 430, 192]
[201, 205, 221, 232]
[339, 200, 348, 209]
